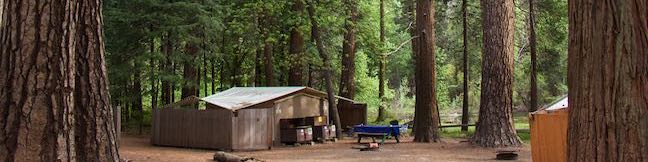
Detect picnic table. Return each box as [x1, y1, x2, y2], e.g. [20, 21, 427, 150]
[353, 125, 404, 144]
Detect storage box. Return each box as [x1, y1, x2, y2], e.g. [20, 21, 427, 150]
[312, 126, 330, 141]
[280, 128, 306, 143]
[296, 126, 313, 142]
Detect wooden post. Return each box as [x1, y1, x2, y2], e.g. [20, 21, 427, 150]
[114, 105, 121, 148]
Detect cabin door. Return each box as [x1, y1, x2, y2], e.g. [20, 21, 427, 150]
[234, 108, 272, 150]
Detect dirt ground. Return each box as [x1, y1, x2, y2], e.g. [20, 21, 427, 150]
[120, 134, 531, 162]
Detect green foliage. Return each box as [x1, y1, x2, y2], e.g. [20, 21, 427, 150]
[104, 0, 569, 134]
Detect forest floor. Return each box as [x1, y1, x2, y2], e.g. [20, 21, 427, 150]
[120, 134, 531, 162]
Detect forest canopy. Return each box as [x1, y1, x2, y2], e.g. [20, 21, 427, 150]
[103, 0, 568, 129]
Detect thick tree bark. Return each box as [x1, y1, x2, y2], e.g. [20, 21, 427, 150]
[471, 0, 522, 147]
[73, 0, 119, 159]
[376, 0, 387, 122]
[412, 0, 441, 143]
[567, 1, 648, 161]
[305, 0, 342, 137]
[181, 43, 199, 99]
[288, 0, 305, 86]
[338, 0, 358, 111]
[0, 0, 119, 161]
[528, 0, 538, 112]
[460, 0, 470, 132]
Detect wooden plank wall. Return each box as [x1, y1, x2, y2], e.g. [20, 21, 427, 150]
[530, 110, 568, 162]
[151, 108, 233, 150]
[339, 103, 368, 130]
[232, 108, 272, 150]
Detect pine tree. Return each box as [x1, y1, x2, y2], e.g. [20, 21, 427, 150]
[471, 0, 522, 147]
[413, 0, 441, 143]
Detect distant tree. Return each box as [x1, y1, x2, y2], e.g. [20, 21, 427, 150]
[259, 8, 275, 86]
[339, 0, 358, 111]
[412, 0, 441, 142]
[567, 0, 648, 161]
[305, 0, 342, 137]
[160, 33, 175, 105]
[528, 0, 538, 112]
[0, 0, 120, 161]
[181, 43, 199, 99]
[288, 0, 305, 86]
[471, 0, 522, 147]
[460, 0, 470, 132]
[376, 0, 387, 122]
[133, 60, 144, 134]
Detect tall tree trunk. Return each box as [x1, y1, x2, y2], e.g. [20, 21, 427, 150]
[528, 0, 538, 112]
[412, 0, 440, 143]
[203, 35, 208, 97]
[264, 40, 274, 86]
[0, 0, 119, 161]
[471, 0, 522, 147]
[211, 58, 216, 94]
[567, 0, 648, 161]
[305, 0, 342, 137]
[376, 0, 387, 122]
[288, 0, 305, 86]
[197, 50, 201, 97]
[171, 61, 176, 103]
[255, 26, 263, 87]
[460, 0, 470, 132]
[150, 36, 158, 111]
[219, 58, 225, 89]
[161, 33, 173, 105]
[255, 49, 262, 86]
[220, 23, 228, 89]
[182, 43, 199, 99]
[132, 62, 143, 135]
[339, 0, 358, 112]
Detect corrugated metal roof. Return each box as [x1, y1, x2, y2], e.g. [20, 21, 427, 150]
[545, 96, 568, 111]
[201, 87, 317, 111]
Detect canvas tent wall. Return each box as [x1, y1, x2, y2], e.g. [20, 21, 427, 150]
[530, 96, 568, 162]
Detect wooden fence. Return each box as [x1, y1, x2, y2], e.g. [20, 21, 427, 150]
[151, 108, 233, 150]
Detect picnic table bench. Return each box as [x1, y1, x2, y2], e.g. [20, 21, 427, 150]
[353, 125, 404, 144]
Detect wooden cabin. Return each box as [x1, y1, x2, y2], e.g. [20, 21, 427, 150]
[152, 87, 348, 151]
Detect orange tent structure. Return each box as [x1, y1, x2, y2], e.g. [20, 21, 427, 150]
[530, 96, 568, 162]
